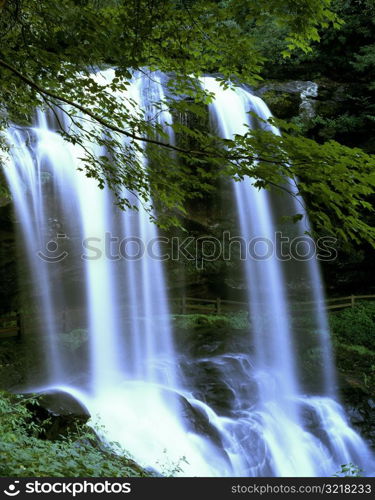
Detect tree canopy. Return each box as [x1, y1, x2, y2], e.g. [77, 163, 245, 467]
[0, 0, 374, 246]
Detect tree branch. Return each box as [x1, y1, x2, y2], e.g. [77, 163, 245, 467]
[0, 58, 210, 157]
[0, 58, 283, 165]
[1, 53, 316, 210]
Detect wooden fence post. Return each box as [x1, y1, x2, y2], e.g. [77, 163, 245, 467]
[216, 297, 221, 314]
[16, 311, 22, 338]
[181, 295, 186, 315]
[351, 295, 355, 308]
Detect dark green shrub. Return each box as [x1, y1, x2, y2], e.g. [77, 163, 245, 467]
[329, 302, 375, 350]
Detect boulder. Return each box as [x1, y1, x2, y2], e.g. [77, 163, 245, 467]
[25, 389, 90, 441]
[257, 80, 318, 120]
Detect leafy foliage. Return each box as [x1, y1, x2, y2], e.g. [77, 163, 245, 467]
[219, 114, 375, 245]
[257, 0, 375, 151]
[0, 0, 373, 246]
[253, 0, 375, 290]
[329, 302, 375, 350]
[0, 391, 147, 477]
[334, 463, 364, 477]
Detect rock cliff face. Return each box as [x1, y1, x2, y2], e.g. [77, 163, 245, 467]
[256, 78, 356, 129]
[257, 77, 374, 153]
[342, 388, 375, 451]
[0, 202, 18, 313]
[257, 80, 319, 120]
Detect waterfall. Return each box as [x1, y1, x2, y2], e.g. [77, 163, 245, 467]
[2, 70, 374, 477]
[3, 70, 228, 476]
[200, 76, 374, 476]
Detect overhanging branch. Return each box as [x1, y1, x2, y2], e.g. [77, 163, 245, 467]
[0, 58, 192, 154]
[0, 58, 280, 166]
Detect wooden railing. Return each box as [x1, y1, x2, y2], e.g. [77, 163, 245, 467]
[170, 296, 247, 315]
[325, 295, 373, 310]
[170, 294, 375, 315]
[0, 311, 23, 339]
[1, 294, 374, 338]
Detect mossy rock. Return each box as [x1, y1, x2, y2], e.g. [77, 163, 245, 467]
[261, 90, 301, 119]
[335, 342, 375, 397]
[24, 390, 90, 441]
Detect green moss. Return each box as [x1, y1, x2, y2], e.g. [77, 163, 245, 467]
[172, 311, 249, 330]
[262, 90, 300, 119]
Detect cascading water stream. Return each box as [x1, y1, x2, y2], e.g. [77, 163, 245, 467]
[3, 70, 229, 476]
[200, 76, 374, 476]
[3, 124, 64, 383]
[235, 91, 336, 395]
[2, 70, 374, 477]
